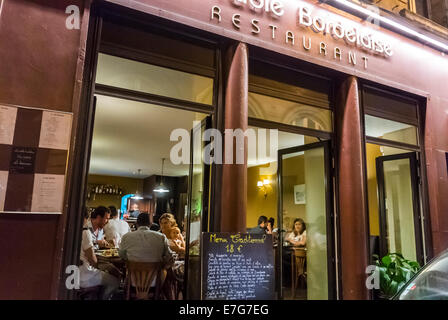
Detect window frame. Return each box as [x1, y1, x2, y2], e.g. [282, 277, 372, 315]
[360, 81, 432, 267]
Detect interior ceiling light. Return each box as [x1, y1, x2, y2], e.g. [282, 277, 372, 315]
[154, 158, 170, 193]
[328, 0, 448, 52]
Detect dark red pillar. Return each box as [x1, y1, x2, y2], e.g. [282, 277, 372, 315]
[335, 76, 370, 300]
[220, 43, 248, 233]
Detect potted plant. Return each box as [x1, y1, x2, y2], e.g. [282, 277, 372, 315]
[372, 253, 421, 299]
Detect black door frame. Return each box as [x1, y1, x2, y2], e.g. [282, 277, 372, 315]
[376, 152, 424, 265]
[184, 116, 212, 299]
[277, 140, 336, 300]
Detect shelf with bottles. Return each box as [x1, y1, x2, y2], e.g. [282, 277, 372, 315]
[87, 184, 124, 200]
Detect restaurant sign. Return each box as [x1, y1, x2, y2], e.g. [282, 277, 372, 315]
[211, 0, 394, 69]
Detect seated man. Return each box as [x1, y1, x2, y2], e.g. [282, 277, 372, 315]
[128, 203, 141, 219]
[104, 206, 131, 246]
[79, 208, 120, 300]
[86, 206, 110, 249]
[119, 212, 174, 269]
[247, 215, 268, 235]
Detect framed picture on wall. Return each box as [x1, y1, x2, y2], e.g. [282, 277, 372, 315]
[294, 184, 306, 204]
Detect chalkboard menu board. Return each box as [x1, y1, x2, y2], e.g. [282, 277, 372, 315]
[201, 232, 275, 300]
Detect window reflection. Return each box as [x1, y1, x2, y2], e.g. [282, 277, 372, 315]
[365, 115, 418, 145]
[249, 92, 333, 132]
[96, 53, 214, 105]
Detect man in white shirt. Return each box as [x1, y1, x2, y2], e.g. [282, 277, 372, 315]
[86, 206, 110, 249]
[104, 206, 130, 246]
[119, 213, 174, 267]
[79, 207, 120, 299]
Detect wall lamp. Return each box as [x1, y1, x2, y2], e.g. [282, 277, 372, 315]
[257, 179, 271, 199]
[325, 0, 448, 52]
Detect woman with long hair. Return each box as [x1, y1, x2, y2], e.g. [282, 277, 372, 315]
[159, 213, 185, 255]
[285, 218, 307, 247]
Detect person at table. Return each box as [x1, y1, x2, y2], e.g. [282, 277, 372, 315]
[159, 213, 177, 235]
[128, 203, 140, 218]
[119, 213, 174, 267]
[266, 217, 279, 245]
[159, 213, 186, 256]
[79, 209, 120, 300]
[167, 226, 186, 259]
[247, 215, 268, 235]
[285, 218, 307, 247]
[266, 217, 278, 235]
[87, 206, 111, 249]
[104, 205, 130, 247]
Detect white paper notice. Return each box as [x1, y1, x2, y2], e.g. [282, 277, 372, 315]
[39, 111, 72, 150]
[0, 105, 18, 145]
[31, 174, 65, 213]
[0, 171, 8, 212]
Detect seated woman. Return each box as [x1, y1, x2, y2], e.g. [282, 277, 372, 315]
[159, 213, 177, 235]
[285, 218, 307, 247]
[167, 226, 186, 259]
[159, 213, 186, 256]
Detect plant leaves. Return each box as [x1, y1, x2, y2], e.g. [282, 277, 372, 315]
[382, 255, 392, 267]
[378, 252, 422, 297]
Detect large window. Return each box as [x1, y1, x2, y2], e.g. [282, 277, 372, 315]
[363, 85, 424, 265]
[75, 15, 218, 301]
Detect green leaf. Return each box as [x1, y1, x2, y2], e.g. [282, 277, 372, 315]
[382, 255, 392, 267]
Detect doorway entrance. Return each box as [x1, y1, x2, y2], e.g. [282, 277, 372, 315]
[245, 53, 336, 300]
[366, 143, 424, 265]
[376, 152, 423, 263]
[277, 141, 334, 300]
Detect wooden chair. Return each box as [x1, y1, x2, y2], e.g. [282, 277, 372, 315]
[125, 261, 164, 300]
[291, 248, 307, 299]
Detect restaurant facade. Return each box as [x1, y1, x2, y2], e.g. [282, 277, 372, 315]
[0, 0, 447, 300]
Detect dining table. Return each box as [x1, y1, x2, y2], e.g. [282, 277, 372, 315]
[95, 248, 126, 279]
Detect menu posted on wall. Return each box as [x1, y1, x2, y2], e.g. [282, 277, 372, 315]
[0, 105, 72, 214]
[201, 232, 275, 300]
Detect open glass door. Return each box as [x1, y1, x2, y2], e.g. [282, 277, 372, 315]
[184, 116, 211, 299]
[277, 141, 334, 300]
[376, 152, 423, 264]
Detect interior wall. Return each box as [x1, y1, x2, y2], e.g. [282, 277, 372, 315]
[282, 156, 306, 232]
[144, 175, 188, 226]
[86, 174, 144, 209]
[366, 143, 382, 236]
[246, 163, 277, 229]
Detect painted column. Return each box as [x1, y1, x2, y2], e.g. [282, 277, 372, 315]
[220, 42, 248, 233]
[335, 76, 370, 300]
